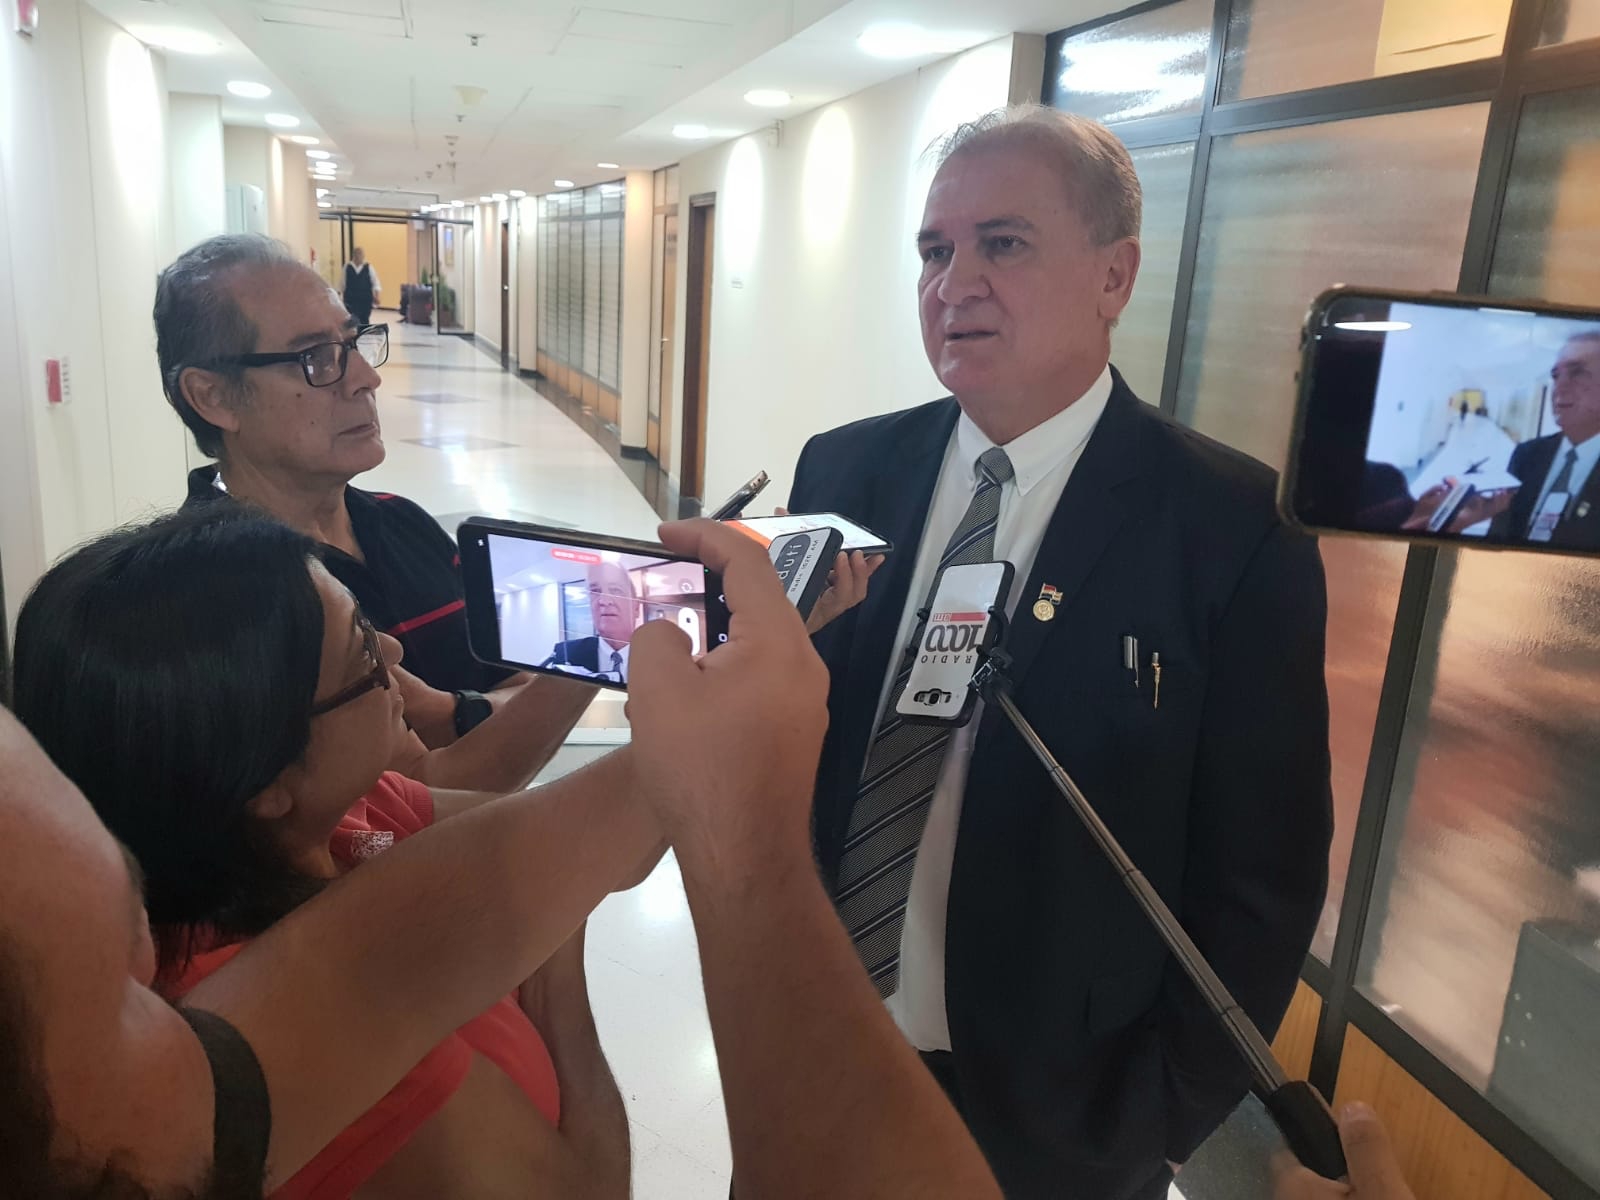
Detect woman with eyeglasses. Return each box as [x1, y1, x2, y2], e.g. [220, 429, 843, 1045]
[12, 505, 637, 1200]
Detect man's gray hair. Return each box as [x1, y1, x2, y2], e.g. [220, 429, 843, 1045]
[932, 105, 1142, 246]
[1564, 328, 1600, 350]
[153, 233, 306, 459]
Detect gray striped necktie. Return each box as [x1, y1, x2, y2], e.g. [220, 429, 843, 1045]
[836, 445, 1014, 998]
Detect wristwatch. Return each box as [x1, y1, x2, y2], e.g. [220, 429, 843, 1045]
[452, 689, 494, 738]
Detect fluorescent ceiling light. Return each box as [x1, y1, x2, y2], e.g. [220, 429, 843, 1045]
[744, 89, 792, 108]
[315, 188, 330, 198]
[491, 192, 507, 201]
[133, 27, 221, 54]
[508, 189, 527, 198]
[265, 113, 300, 128]
[554, 179, 575, 189]
[672, 124, 709, 140]
[227, 80, 271, 99]
[856, 22, 976, 59]
[288, 135, 319, 146]
[306, 149, 331, 160]
[452, 200, 465, 207]
[317, 201, 332, 208]
[597, 161, 620, 170]
[1333, 321, 1412, 332]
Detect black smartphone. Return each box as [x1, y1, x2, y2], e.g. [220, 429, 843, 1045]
[458, 518, 730, 692]
[726, 513, 893, 556]
[709, 470, 770, 520]
[1282, 287, 1600, 557]
[769, 526, 844, 621]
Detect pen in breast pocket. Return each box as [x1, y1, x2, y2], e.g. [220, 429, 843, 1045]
[1122, 635, 1139, 687]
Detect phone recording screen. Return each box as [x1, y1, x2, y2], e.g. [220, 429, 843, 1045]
[483, 532, 721, 687]
[1292, 295, 1600, 554]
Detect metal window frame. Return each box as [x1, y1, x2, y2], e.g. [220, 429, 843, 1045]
[1043, 2, 1600, 1195]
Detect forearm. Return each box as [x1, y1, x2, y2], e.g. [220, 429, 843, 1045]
[187, 747, 657, 1187]
[678, 828, 1000, 1200]
[419, 674, 598, 792]
[520, 929, 631, 1198]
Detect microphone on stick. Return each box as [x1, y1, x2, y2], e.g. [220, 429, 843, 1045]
[898, 561, 1348, 1182]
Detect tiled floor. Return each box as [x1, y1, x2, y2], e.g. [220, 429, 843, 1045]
[366, 321, 732, 1196]
[365, 320, 1239, 1199]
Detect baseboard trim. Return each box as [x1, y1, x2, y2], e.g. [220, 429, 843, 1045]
[619, 445, 650, 461]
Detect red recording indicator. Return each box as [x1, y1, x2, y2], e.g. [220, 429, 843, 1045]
[552, 546, 603, 565]
[930, 612, 986, 623]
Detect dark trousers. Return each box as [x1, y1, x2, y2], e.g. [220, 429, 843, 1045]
[920, 1051, 1173, 1200]
[347, 298, 373, 325]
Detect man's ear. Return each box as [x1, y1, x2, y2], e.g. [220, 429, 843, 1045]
[1098, 237, 1142, 324]
[179, 367, 244, 439]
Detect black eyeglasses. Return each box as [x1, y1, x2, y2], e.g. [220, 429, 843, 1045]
[208, 324, 389, 388]
[310, 611, 391, 717]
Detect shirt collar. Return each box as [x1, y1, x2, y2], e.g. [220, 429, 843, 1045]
[954, 365, 1113, 497]
[1560, 433, 1600, 473]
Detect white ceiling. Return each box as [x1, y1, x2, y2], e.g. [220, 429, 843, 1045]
[94, 0, 1124, 208]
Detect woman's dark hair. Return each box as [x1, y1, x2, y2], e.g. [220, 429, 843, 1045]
[12, 507, 327, 980]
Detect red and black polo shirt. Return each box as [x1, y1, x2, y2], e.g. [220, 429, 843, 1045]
[184, 467, 512, 694]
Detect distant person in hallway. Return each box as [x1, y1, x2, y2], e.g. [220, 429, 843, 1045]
[788, 105, 1331, 1197]
[342, 245, 380, 324]
[1483, 330, 1600, 548]
[544, 561, 640, 683]
[155, 233, 594, 791]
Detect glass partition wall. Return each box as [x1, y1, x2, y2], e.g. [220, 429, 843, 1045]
[1044, 1, 1600, 1193]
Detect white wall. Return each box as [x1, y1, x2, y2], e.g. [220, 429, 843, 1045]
[223, 125, 316, 261]
[474, 201, 505, 352]
[516, 198, 538, 368]
[0, 0, 202, 623]
[620, 170, 654, 449]
[169, 93, 226, 255]
[668, 36, 1033, 506]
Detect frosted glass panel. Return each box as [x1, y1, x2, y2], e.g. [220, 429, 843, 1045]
[1111, 141, 1195, 404]
[600, 216, 622, 388]
[1356, 86, 1600, 1191]
[1221, 0, 1509, 101]
[583, 218, 601, 378]
[1540, 0, 1600, 44]
[1177, 104, 1489, 470]
[1048, 0, 1209, 124]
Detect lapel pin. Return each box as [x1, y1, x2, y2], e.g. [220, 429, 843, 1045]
[1033, 584, 1063, 622]
[1579, 501, 1591, 519]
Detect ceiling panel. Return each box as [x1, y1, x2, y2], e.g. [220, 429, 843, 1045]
[568, 7, 734, 46]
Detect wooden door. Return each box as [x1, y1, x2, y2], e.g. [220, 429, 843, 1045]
[681, 196, 715, 503]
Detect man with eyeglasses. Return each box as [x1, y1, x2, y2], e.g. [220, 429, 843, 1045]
[157, 234, 593, 792]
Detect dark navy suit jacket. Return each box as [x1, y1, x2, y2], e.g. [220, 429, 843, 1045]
[790, 369, 1333, 1198]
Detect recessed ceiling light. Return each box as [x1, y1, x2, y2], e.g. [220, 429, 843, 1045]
[288, 135, 320, 146]
[305, 149, 331, 160]
[317, 201, 332, 208]
[479, 195, 493, 203]
[856, 22, 974, 59]
[554, 179, 575, 189]
[744, 89, 792, 108]
[316, 188, 330, 198]
[227, 80, 271, 99]
[491, 192, 507, 201]
[672, 124, 709, 140]
[597, 161, 620, 170]
[451, 200, 465, 207]
[132, 27, 222, 55]
[265, 113, 300, 128]
[508, 189, 527, 198]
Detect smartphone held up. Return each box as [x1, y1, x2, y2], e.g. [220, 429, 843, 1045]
[1283, 287, 1600, 558]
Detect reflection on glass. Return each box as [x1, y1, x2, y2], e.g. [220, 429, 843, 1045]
[1313, 538, 1407, 961]
[1112, 141, 1195, 403]
[1355, 84, 1600, 1189]
[1221, 0, 1510, 101]
[1175, 104, 1489, 961]
[1050, 0, 1210, 123]
[1177, 104, 1489, 469]
[1539, 0, 1600, 44]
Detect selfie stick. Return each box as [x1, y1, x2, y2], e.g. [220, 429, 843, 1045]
[901, 562, 1345, 1180]
[968, 650, 1348, 1181]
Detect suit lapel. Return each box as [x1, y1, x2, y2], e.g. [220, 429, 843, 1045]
[1002, 378, 1149, 692]
[845, 401, 960, 710]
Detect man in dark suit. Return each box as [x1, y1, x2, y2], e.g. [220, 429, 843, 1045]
[546, 560, 639, 683]
[789, 106, 1332, 1199]
[1488, 331, 1600, 549]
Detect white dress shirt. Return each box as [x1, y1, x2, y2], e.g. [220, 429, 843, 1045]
[880, 366, 1112, 1051]
[1527, 433, 1600, 533]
